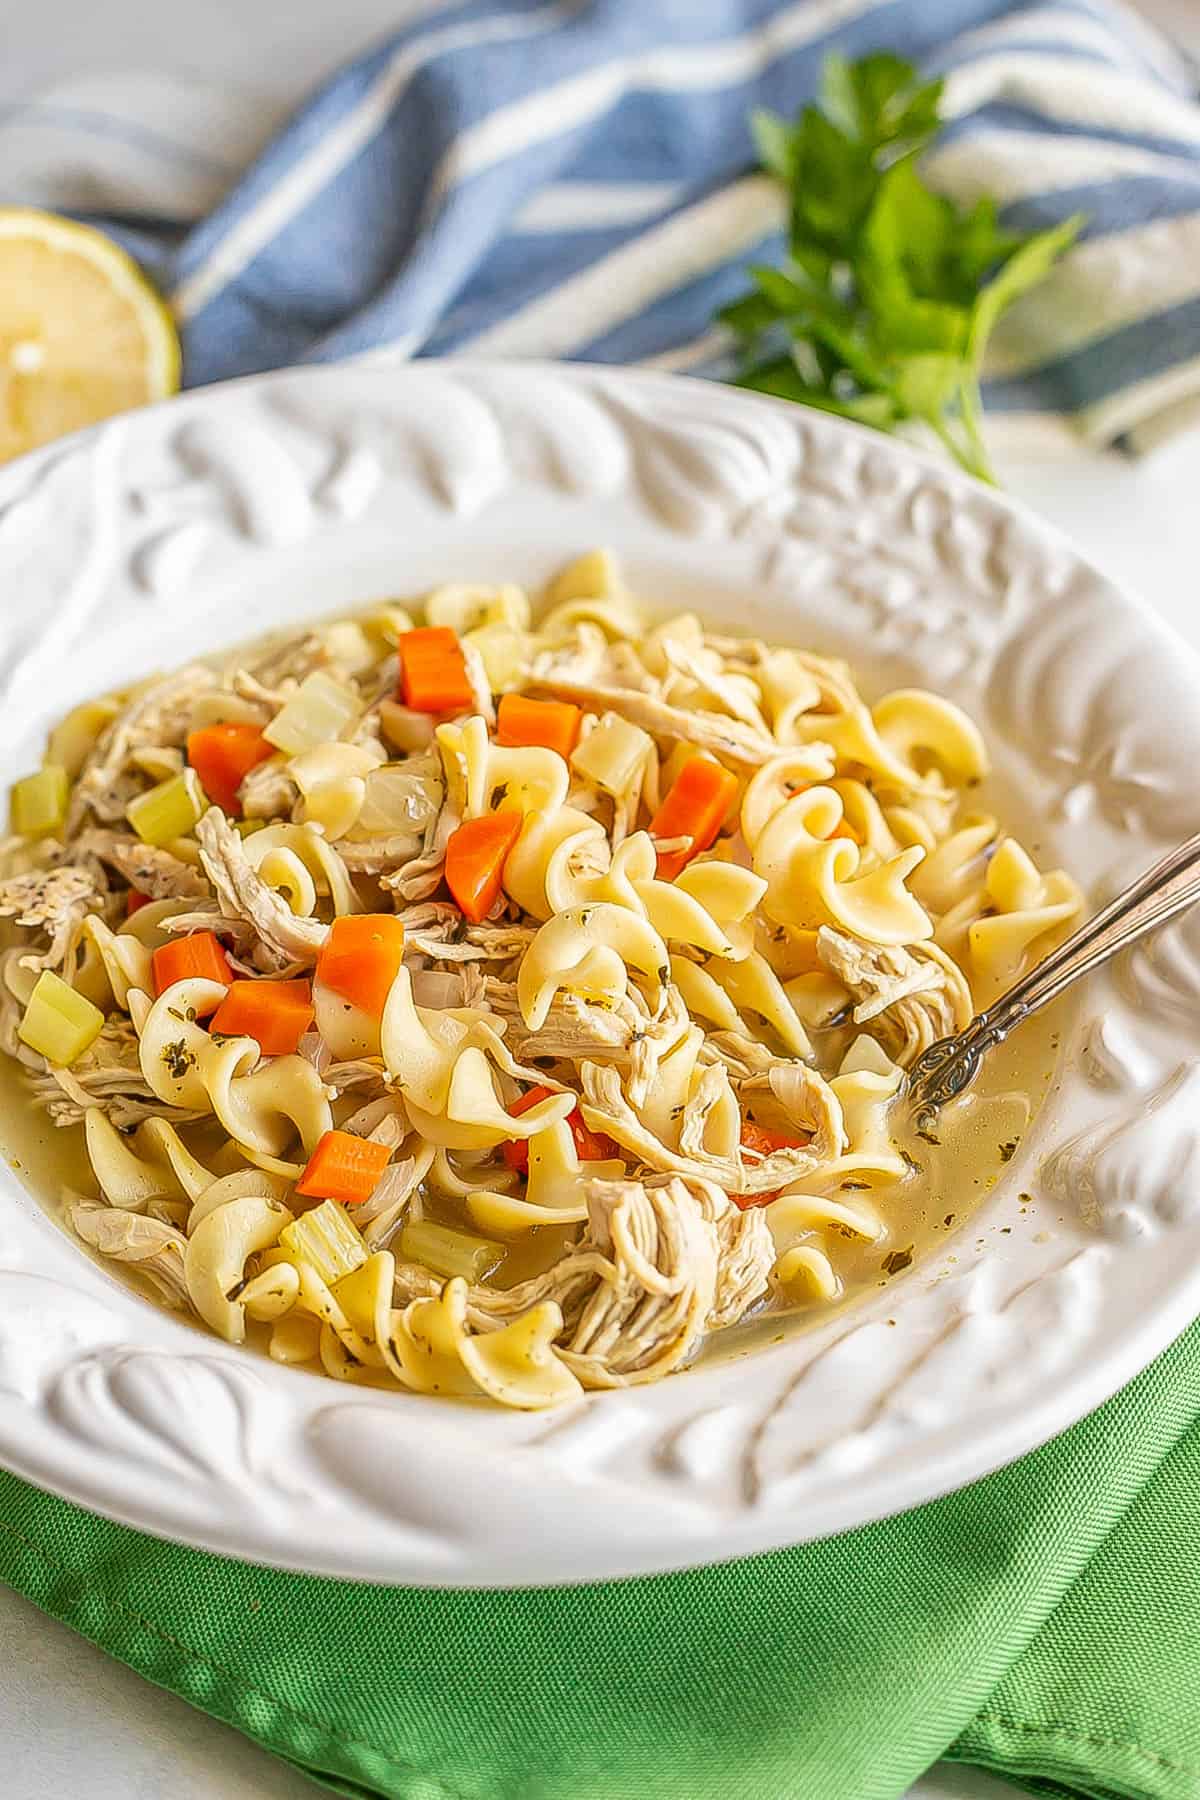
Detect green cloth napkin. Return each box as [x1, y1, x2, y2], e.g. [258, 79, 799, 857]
[1, 1320, 1198, 1800]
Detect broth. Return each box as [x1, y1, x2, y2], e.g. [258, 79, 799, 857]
[0, 993, 1065, 1353]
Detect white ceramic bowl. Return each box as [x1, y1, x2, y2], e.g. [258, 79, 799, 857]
[0, 361, 1198, 1587]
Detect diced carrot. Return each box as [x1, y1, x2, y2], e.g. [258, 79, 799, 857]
[125, 889, 151, 917]
[444, 810, 522, 925]
[210, 979, 314, 1056]
[495, 693, 581, 759]
[734, 1191, 783, 1212]
[740, 1120, 809, 1158]
[650, 753, 740, 880]
[151, 932, 234, 1009]
[502, 1084, 618, 1173]
[316, 914, 406, 1017]
[733, 1118, 812, 1209]
[186, 723, 274, 815]
[397, 626, 474, 714]
[296, 1128, 391, 1206]
[829, 818, 863, 845]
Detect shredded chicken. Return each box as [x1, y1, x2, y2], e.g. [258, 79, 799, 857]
[161, 901, 260, 956]
[529, 674, 779, 767]
[380, 803, 460, 902]
[482, 981, 634, 1062]
[324, 1059, 391, 1097]
[660, 641, 772, 732]
[0, 865, 104, 972]
[696, 1179, 775, 1329]
[817, 927, 972, 1066]
[25, 1017, 202, 1128]
[464, 923, 538, 959]
[237, 757, 297, 820]
[195, 808, 328, 968]
[76, 830, 210, 900]
[702, 1032, 780, 1078]
[65, 665, 215, 836]
[579, 1058, 844, 1196]
[70, 1202, 191, 1309]
[453, 1176, 765, 1387]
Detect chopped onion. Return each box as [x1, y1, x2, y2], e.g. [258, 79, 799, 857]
[410, 969, 463, 1010]
[378, 701, 435, 754]
[355, 1157, 418, 1227]
[355, 758, 442, 834]
[297, 1028, 332, 1075]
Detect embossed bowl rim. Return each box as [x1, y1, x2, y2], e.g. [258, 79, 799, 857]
[0, 358, 1197, 1588]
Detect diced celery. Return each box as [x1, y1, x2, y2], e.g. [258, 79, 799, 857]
[18, 970, 104, 1065]
[571, 715, 654, 797]
[279, 1198, 367, 1287]
[263, 672, 360, 756]
[11, 764, 69, 838]
[399, 1219, 503, 1284]
[126, 769, 205, 846]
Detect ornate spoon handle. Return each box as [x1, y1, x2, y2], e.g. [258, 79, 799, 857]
[907, 827, 1200, 1119]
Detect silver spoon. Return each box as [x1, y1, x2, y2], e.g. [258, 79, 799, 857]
[907, 827, 1200, 1128]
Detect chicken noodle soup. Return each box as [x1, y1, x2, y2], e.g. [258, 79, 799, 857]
[0, 554, 1083, 1409]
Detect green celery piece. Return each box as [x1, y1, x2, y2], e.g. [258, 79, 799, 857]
[18, 970, 104, 1065]
[126, 769, 205, 846]
[11, 764, 69, 838]
[399, 1219, 503, 1285]
[279, 1198, 367, 1287]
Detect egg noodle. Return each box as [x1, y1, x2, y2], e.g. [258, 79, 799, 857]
[0, 553, 1082, 1409]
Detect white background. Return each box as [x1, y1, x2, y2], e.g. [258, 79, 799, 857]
[0, 3, 1197, 1798]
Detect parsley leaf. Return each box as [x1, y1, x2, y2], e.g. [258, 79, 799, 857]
[722, 52, 1084, 484]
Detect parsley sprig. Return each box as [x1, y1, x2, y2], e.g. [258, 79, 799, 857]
[720, 53, 1084, 484]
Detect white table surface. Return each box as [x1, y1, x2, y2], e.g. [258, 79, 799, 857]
[2, 3, 1197, 1798]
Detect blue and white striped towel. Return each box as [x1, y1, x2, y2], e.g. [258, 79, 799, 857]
[3, 0, 1199, 453]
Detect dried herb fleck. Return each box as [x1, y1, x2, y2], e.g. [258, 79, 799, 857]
[161, 1039, 197, 1081]
[881, 1245, 914, 1276]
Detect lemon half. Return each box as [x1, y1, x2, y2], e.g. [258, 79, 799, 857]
[0, 207, 181, 463]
